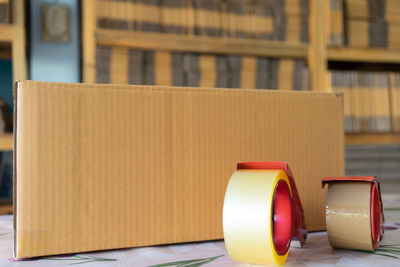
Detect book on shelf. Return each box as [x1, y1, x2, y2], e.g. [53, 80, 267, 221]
[356, 72, 371, 132]
[256, 57, 309, 90]
[370, 72, 391, 132]
[386, 0, 400, 24]
[143, 50, 156, 85]
[254, 0, 274, 40]
[347, 19, 388, 48]
[171, 52, 185, 86]
[256, 57, 270, 89]
[128, 49, 144, 85]
[0, 0, 9, 23]
[293, 60, 310, 91]
[388, 23, 400, 50]
[347, 72, 359, 132]
[216, 55, 229, 88]
[227, 0, 245, 39]
[329, 0, 344, 46]
[331, 71, 353, 132]
[283, 0, 309, 16]
[110, 46, 130, 84]
[347, 20, 368, 48]
[96, 46, 161, 86]
[199, 54, 216, 87]
[155, 50, 172, 86]
[96, 46, 112, 84]
[345, 0, 385, 21]
[183, 53, 200, 87]
[240, 56, 257, 89]
[227, 55, 241, 88]
[140, 0, 162, 32]
[162, 0, 188, 34]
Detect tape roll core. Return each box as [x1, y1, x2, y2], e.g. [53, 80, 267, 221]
[272, 180, 292, 256]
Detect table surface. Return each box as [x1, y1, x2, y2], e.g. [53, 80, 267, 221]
[1, 194, 399, 267]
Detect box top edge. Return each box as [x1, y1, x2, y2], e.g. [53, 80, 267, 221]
[16, 80, 338, 98]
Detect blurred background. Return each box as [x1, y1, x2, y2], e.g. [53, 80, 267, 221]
[0, 0, 399, 213]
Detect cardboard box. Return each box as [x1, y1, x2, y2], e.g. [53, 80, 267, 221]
[14, 81, 344, 258]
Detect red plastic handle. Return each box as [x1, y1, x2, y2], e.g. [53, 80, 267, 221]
[237, 162, 308, 248]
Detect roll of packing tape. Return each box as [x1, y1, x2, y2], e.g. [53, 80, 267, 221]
[223, 162, 307, 266]
[322, 177, 384, 251]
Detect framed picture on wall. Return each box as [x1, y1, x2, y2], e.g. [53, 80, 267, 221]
[41, 3, 70, 43]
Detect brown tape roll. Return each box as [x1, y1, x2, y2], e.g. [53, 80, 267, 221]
[323, 177, 384, 251]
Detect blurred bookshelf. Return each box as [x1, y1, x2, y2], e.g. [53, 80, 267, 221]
[327, 0, 400, 144]
[83, 0, 317, 91]
[0, 1, 28, 82]
[0, 0, 26, 214]
[81, 0, 400, 145]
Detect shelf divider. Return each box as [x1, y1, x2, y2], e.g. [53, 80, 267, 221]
[345, 133, 400, 145]
[96, 29, 309, 58]
[328, 47, 400, 63]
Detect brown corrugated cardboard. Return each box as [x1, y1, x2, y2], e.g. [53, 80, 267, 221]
[14, 80, 344, 258]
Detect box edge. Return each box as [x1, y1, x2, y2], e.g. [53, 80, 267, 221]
[12, 80, 19, 258]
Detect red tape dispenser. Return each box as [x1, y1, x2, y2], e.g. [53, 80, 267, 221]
[322, 176, 384, 251]
[223, 162, 307, 266]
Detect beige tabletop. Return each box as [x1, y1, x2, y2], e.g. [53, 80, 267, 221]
[0, 194, 399, 266]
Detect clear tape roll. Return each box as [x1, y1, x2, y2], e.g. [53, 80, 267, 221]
[223, 169, 292, 266]
[324, 178, 383, 251]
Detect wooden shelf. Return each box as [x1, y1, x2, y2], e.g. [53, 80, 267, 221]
[0, 204, 13, 215]
[328, 47, 400, 63]
[0, 43, 12, 59]
[0, 134, 13, 151]
[345, 133, 400, 145]
[96, 29, 309, 58]
[0, 24, 13, 43]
